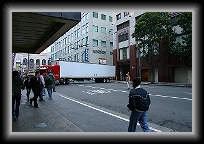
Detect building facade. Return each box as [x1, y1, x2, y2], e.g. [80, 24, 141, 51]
[112, 12, 192, 83]
[49, 12, 114, 65]
[13, 52, 51, 74]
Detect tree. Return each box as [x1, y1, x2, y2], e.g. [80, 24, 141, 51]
[175, 12, 192, 67]
[132, 12, 176, 83]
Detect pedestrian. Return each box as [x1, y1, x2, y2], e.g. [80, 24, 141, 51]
[128, 77, 151, 132]
[38, 71, 46, 101]
[23, 75, 31, 102]
[30, 70, 41, 108]
[44, 70, 55, 99]
[126, 72, 130, 90]
[12, 70, 24, 121]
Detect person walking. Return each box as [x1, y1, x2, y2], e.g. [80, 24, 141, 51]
[44, 70, 55, 99]
[30, 70, 41, 108]
[128, 77, 151, 132]
[12, 71, 24, 121]
[126, 72, 130, 90]
[23, 75, 31, 102]
[38, 71, 46, 101]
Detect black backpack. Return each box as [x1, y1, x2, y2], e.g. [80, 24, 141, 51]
[45, 75, 54, 85]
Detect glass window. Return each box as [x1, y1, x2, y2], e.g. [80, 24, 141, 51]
[101, 41, 106, 47]
[124, 12, 129, 17]
[109, 29, 113, 35]
[93, 25, 98, 32]
[93, 12, 98, 18]
[110, 42, 113, 48]
[93, 39, 98, 47]
[101, 14, 106, 20]
[101, 27, 106, 33]
[116, 13, 121, 20]
[109, 16, 113, 22]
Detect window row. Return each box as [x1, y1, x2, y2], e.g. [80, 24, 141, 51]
[93, 12, 113, 22]
[93, 39, 113, 48]
[116, 12, 129, 20]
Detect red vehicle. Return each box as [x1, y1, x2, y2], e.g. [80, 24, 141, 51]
[38, 65, 61, 85]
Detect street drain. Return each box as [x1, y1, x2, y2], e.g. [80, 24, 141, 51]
[34, 123, 47, 128]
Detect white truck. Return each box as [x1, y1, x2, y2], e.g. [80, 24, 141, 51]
[38, 60, 116, 85]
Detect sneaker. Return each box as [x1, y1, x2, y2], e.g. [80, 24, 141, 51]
[53, 90, 56, 92]
[39, 99, 45, 101]
[34, 106, 39, 108]
[49, 97, 52, 100]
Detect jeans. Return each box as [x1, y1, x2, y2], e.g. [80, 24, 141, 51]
[39, 87, 46, 100]
[47, 87, 53, 98]
[12, 92, 21, 118]
[128, 110, 151, 132]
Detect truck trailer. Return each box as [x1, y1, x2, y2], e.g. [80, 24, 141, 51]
[38, 61, 115, 85]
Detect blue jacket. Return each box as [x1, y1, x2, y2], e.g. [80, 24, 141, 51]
[128, 86, 151, 111]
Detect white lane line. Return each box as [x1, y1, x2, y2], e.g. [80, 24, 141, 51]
[59, 94, 162, 132]
[60, 94, 129, 121]
[149, 94, 192, 101]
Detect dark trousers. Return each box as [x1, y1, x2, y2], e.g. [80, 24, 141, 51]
[26, 88, 31, 100]
[12, 93, 21, 117]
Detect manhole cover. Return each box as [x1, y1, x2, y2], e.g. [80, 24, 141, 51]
[34, 123, 47, 128]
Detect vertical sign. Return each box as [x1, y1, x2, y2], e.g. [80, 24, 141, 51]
[85, 48, 89, 62]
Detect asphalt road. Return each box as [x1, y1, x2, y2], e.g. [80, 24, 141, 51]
[44, 80, 192, 132]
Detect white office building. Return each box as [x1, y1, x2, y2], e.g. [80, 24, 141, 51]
[49, 12, 114, 65]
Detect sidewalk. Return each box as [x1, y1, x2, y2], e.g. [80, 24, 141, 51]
[12, 90, 85, 132]
[115, 80, 192, 87]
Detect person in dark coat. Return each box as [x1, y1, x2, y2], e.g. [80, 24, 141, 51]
[30, 70, 41, 108]
[128, 77, 151, 132]
[44, 71, 55, 99]
[12, 71, 24, 121]
[24, 75, 31, 101]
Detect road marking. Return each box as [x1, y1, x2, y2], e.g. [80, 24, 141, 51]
[149, 94, 192, 101]
[59, 94, 163, 132]
[78, 85, 191, 101]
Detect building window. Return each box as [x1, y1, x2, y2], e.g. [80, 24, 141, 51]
[110, 42, 113, 48]
[109, 16, 113, 22]
[116, 13, 121, 20]
[101, 14, 106, 20]
[124, 12, 129, 17]
[42, 59, 46, 65]
[119, 47, 128, 60]
[118, 33, 128, 42]
[93, 12, 98, 18]
[101, 27, 106, 33]
[93, 39, 98, 47]
[109, 29, 113, 35]
[93, 25, 98, 32]
[101, 41, 106, 47]
[117, 21, 129, 31]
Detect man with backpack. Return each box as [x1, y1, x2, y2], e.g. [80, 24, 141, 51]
[127, 77, 151, 132]
[44, 70, 55, 99]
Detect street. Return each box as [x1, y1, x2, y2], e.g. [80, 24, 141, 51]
[42, 80, 192, 132]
